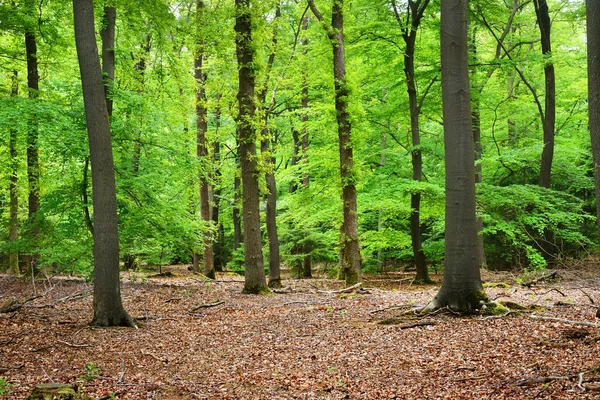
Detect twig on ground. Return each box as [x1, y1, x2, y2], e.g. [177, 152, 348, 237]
[57, 340, 93, 348]
[578, 372, 586, 391]
[117, 360, 126, 384]
[190, 300, 225, 312]
[30, 345, 54, 352]
[318, 282, 362, 294]
[369, 304, 415, 314]
[41, 364, 56, 383]
[398, 320, 436, 329]
[521, 271, 557, 287]
[529, 314, 600, 328]
[579, 289, 595, 304]
[164, 297, 183, 303]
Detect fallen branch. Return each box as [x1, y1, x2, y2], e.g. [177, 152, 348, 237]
[53, 290, 91, 305]
[272, 286, 292, 294]
[190, 300, 225, 312]
[319, 282, 362, 294]
[521, 271, 557, 287]
[529, 314, 600, 328]
[398, 320, 436, 329]
[57, 340, 93, 348]
[164, 297, 183, 303]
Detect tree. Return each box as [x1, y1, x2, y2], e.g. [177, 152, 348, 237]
[534, 0, 555, 189]
[195, 0, 215, 279]
[426, 0, 485, 311]
[308, 0, 361, 285]
[9, 70, 19, 275]
[392, 0, 432, 283]
[73, 0, 134, 327]
[25, 0, 40, 274]
[235, 0, 268, 294]
[587, 0, 600, 243]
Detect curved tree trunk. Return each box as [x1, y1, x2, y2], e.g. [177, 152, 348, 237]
[587, 0, 600, 243]
[308, 0, 361, 286]
[427, 0, 485, 311]
[235, 0, 267, 293]
[73, 0, 134, 327]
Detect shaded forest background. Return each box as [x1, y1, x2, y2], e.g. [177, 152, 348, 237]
[0, 0, 594, 278]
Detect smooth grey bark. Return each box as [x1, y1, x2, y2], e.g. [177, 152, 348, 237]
[308, 0, 361, 285]
[534, 0, 555, 188]
[195, 0, 215, 279]
[73, 0, 134, 327]
[587, 0, 600, 244]
[427, 0, 485, 311]
[9, 70, 19, 275]
[235, 0, 267, 293]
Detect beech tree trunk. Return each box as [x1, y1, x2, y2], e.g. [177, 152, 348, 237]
[9, 70, 19, 275]
[195, 0, 215, 279]
[534, 0, 555, 189]
[73, 0, 134, 327]
[235, 0, 267, 293]
[212, 97, 225, 271]
[261, 135, 281, 288]
[587, 0, 600, 243]
[427, 0, 485, 311]
[25, 0, 40, 274]
[308, 0, 361, 285]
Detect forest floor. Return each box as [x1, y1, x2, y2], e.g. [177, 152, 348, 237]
[1, 265, 600, 399]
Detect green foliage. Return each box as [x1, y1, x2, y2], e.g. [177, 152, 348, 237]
[478, 184, 594, 270]
[0, 377, 11, 395]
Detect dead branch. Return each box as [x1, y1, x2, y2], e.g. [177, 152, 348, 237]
[579, 289, 595, 304]
[521, 271, 557, 287]
[53, 290, 91, 305]
[318, 282, 362, 294]
[398, 321, 436, 329]
[529, 314, 600, 328]
[164, 297, 183, 303]
[370, 304, 416, 314]
[57, 340, 93, 348]
[190, 300, 225, 312]
[272, 286, 292, 294]
[30, 344, 54, 352]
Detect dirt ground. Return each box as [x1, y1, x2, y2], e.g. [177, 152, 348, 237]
[1, 265, 600, 399]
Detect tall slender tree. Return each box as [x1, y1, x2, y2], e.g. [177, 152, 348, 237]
[235, 0, 267, 293]
[392, 0, 432, 283]
[534, 0, 555, 188]
[308, 0, 361, 285]
[195, 0, 215, 279]
[25, 0, 40, 274]
[73, 0, 134, 327]
[9, 70, 20, 275]
[426, 0, 485, 311]
[587, 0, 600, 244]
[300, 14, 312, 278]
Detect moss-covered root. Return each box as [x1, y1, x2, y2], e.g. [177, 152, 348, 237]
[423, 288, 488, 314]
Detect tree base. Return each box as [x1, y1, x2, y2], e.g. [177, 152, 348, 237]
[91, 310, 137, 328]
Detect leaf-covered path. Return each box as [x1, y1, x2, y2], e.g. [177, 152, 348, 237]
[1, 267, 600, 399]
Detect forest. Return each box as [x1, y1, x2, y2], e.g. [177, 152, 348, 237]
[1, 0, 600, 398]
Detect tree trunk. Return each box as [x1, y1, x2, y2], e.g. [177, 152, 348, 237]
[301, 16, 312, 278]
[468, 31, 487, 270]
[308, 0, 361, 286]
[288, 128, 300, 193]
[587, 0, 600, 243]
[73, 0, 134, 327]
[235, 0, 267, 293]
[402, 0, 431, 283]
[195, 0, 215, 279]
[9, 70, 19, 275]
[261, 136, 281, 288]
[233, 148, 242, 252]
[534, 0, 555, 189]
[100, 5, 115, 117]
[212, 97, 224, 271]
[427, 0, 485, 311]
[25, 0, 40, 274]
